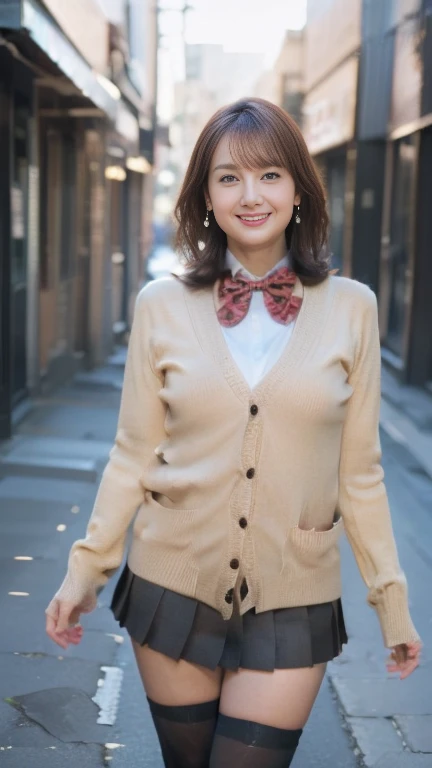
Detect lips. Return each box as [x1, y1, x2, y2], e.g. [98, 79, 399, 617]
[236, 213, 272, 227]
[237, 213, 271, 221]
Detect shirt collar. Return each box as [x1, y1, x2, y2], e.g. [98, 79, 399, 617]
[225, 249, 290, 282]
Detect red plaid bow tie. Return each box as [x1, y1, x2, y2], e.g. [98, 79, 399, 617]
[215, 266, 302, 328]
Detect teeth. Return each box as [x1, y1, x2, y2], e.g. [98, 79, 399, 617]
[240, 214, 269, 221]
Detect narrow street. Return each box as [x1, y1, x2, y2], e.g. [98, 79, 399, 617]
[0, 350, 431, 767]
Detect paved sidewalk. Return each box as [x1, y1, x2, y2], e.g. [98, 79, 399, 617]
[0, 350, 131, 767]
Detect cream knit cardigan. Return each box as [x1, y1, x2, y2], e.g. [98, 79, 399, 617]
[46, 273, 420, 648]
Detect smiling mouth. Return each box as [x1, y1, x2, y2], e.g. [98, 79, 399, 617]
[236, 213, 271, 222]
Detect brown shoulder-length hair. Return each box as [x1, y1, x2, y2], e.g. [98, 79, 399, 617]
[174, 97, 330, 288]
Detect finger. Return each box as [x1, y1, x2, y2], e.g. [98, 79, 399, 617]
[67, 627, 84, 645]
[386, 663, 404, 674]
[46, 615, 57, 635]
[386, 659, 409, 672]
[47, 623, 82, 650]
[46, 615, 68, 649]
[400, 659, 420, 680]
[46, 627, 69, 649]
[56, 603, 74, 633]
[387, 663, 404, 672]
[387, 657, 419, 679]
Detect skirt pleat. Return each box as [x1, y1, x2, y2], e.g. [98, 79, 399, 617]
[219, 606, 244, 669]
[124, 576, 164, 645]
[111, 562, 135, 625]
[181, 601, 228, 670]
[241, 607, 275, 671]
[110, 563, 348, 672]
[308, 601, 336, 664]
[274, 609, 314, 669]
[146, 589, 198, 659]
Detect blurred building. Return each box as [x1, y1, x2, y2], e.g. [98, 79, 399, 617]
[170, 44, 264, 183]
[0, 0, 158, 439]
[303, 0, 432, 391]
[303, 0, 361, 276]
[255, 30, 304, 128]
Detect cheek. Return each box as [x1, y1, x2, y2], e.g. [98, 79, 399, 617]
[272, 185, 295, 213]
[211, 191, 237, 220]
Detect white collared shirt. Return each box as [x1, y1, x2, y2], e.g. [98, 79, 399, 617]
[221, 249, 296, 389]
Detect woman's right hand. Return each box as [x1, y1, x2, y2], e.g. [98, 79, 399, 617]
[45, 593, 97, 649]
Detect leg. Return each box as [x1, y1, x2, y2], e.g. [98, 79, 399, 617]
[210, 663, 327, 767]
[132, 639, 223, 768]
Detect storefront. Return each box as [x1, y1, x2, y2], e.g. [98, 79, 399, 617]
[0, 0, 147, 438]
[302, 55, 359, 274]
[0, 49, 36, 437]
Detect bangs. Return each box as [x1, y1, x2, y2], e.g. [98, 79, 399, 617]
[226, 111, 289, 171]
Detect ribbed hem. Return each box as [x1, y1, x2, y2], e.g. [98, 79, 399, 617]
[128, 541, 199, 597]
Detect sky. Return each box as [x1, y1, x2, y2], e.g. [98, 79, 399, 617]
[185, 0, 306, 58]
[156, 0, 307, 122]
[158, 0, 307, 71]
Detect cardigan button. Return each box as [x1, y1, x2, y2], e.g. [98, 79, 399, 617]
[246, 468, 255, 479]
[239, 517, 248, 529]
[250, 404, 258, 416]
[225, 589, 234, 604]
[230, 558, 239, 570]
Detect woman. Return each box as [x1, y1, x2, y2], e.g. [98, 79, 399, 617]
[45, 98, 422, 768]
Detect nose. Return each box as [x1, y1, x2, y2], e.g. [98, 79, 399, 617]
[240, 178, 264, 208]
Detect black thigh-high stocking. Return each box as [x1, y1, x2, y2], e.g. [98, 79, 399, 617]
[209, 714, 303, 767]
[147, 697, 219, 768]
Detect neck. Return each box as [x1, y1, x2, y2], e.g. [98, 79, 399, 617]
[226, 239, 287, 278]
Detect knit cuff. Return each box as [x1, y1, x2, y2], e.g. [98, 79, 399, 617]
[368, 579, 421, 648]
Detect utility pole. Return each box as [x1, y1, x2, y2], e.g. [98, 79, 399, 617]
[155, 1, 193, 159]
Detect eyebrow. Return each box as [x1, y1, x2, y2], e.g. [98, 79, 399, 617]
[212, 162, 282, 173]
[212, 163, 239, 172]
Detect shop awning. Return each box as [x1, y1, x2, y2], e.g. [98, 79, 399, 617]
[0, 0, 140, 148]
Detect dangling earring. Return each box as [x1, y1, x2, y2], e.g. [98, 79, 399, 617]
[204, 209, 210, 228]
[295, 205, 301, 224]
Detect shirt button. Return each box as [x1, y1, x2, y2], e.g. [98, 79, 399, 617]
[230, 558, 239, 570]
[239, 517, 248, 529]
[246, 468, 255, 479]
[250, 404, 258, 416]
[225, 589, 234, 604]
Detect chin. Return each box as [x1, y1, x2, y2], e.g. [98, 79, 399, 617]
[237, 231, 281, 247]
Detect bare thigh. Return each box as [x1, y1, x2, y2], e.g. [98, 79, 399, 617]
[220, 663, 327, 730]
[131, 639, 223, 705]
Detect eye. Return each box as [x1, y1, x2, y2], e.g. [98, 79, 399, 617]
[220, 175, 238, 183]
[262, 172, 281, 180]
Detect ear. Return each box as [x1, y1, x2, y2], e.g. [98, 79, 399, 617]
[205, 199, 213, 211]
[294, 193, 301, 206]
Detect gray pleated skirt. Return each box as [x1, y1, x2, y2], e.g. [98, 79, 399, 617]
[110, 563, 348, 672]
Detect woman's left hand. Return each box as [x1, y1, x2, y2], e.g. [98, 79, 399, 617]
[386, 641, 422, 679]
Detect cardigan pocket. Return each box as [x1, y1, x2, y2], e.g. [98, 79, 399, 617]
[285, 517, 345, 571]
[133, 491, 199, 569]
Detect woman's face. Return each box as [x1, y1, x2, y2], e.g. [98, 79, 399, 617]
[206, 134, 300, 251]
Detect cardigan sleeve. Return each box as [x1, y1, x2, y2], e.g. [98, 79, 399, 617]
[337, 287, 420, 648]
[45, 287, 166, 617]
